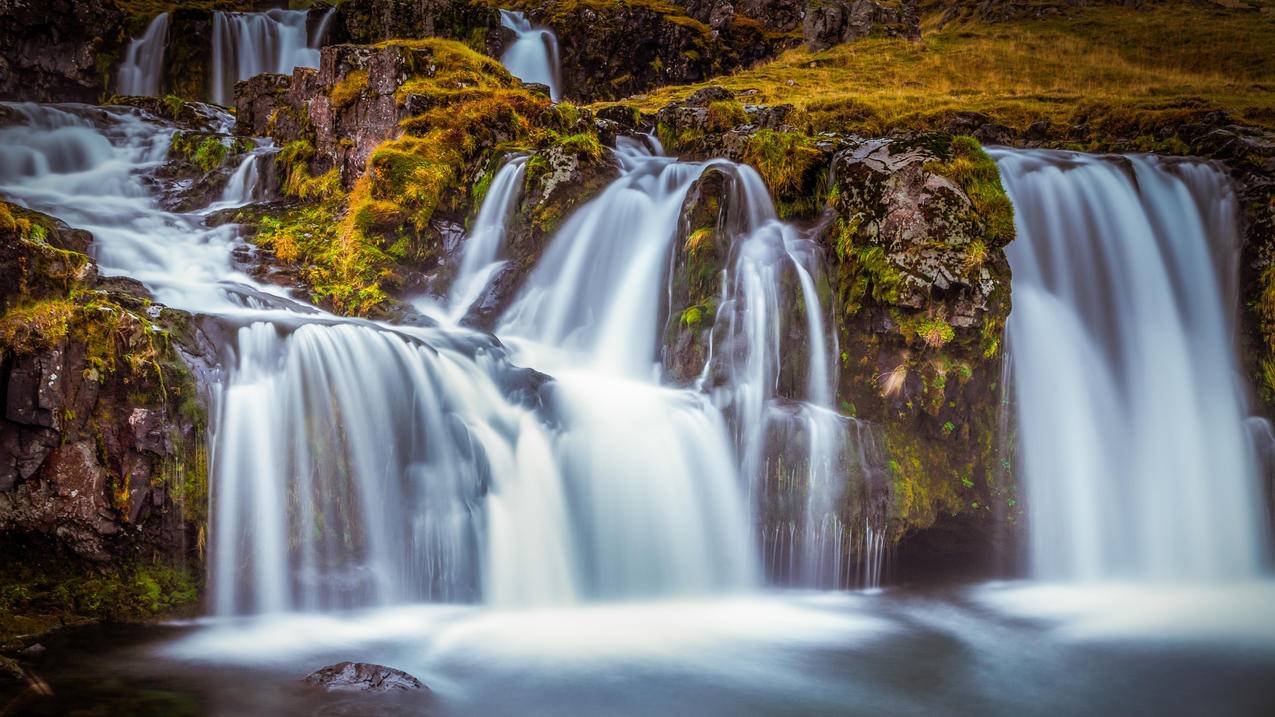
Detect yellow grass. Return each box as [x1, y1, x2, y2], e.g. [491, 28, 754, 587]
[604, 2, 1275, 134]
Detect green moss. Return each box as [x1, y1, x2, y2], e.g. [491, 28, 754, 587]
[330, 69, 369, 109]
[0, 556, 200, 642]
[742, 129, 822, 196]
[925, 135, 1015, 246]
[192, 137, 228, 173]
[169, 133, 229, 173]
[706, 99, 747, 132]
[554, 132, 604, 159]
[0, 299, 76, 355]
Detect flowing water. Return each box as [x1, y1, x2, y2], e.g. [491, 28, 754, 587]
[498, 10, 564, 101]
[116, 12, 171, 97]
[994, 149, 1272, 582]
[210, 9, 335, 106]
[445, 154, 529, 319]
[3, 99, 1274, 714]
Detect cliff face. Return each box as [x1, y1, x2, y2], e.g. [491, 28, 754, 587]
[0, 199, 211, 638]
[0, 0, 128, 102]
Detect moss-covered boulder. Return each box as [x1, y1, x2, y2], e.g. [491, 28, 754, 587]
[820, 134, 1017, 575]
[233, 37, 615, 316]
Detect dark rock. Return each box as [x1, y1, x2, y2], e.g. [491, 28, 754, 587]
[302, 662, 428, 693]
[17, 643, 46, 658]
[0, 0, 128, 102]
[803, 0, 919, 52]
[0, 204, 211, 565]
[528, 0, 793, 102]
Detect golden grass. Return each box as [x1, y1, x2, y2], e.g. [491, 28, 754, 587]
[605, 2, 1275, 134]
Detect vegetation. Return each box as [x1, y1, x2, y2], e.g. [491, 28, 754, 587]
[606, 1, 1275, 138]
[0, 555, 199, 643]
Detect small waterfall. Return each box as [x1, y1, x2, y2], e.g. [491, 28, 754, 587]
[210, 8, 334, 106]
[447, 154, 529, 319]
[499, 10, 564, 102]
[207, 144, 277, 212]
[994, 149, 1272, 582]
[701, 164, 887, 589]
[117, 12, 171, 97]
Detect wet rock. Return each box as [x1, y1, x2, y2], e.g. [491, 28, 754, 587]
[303, 662, 429, 693]
[0, 204, 211, 564]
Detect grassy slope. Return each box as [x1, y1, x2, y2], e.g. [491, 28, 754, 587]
[603, 1, 1275, 136]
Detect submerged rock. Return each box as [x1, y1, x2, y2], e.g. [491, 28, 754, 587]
[303, 662, 429, 693]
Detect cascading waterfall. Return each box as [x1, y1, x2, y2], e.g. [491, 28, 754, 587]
[117, 12, 171, 97]
[699, 163, 887, 589]
[210, 8, 335, 106]
[994, 148, 1272, 582]
[0, 105, 776, 616]
[498, 10, 564, 102]
[446, 154, 529, 320]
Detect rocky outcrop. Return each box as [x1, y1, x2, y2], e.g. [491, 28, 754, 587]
[0, 0, 128, 102]
[0, 203, 211, 566]
[937, 0, 1145, 27]
[672, 0, 918, 50]
[803, 0, 919, 51]
[652, 90, 1017, 576]
[331, 0, 502, 54]
[528, 0, 795, 102]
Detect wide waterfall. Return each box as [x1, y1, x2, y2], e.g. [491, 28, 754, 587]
[498, 10, 564, 101]
[116, 12, 171, 97]
[210, 9, 335, 106]
[994, 149, 1272, 582]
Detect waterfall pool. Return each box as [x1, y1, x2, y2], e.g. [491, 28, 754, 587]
[8, 583, 1275, 715]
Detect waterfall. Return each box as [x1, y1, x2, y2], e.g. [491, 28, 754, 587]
[210, 9, 334, 106]
[994, 148, 1272, 582]
[117, 12, 171, 97]
[447, 154, 530, 320]
[695, 163, 886, 589]
[0, 106, 766, 613]
[498, 10, 564, 102]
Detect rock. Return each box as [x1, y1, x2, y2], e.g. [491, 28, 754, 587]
[0, 203, 211, 564]
[302, 662, 429, 693]
[18, 643, 46, 658]
[0, 0, 128, 102]
[527, 0, 793, 101]
[803, 0, 919, 52]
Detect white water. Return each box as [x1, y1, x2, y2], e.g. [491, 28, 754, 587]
[498, 10, 564, 102]
[0, 105, 771, 613]
[117, 12, 171, 97]
[210, 8, 335, 106]
[994, 149, 1272, 582]
[446, 154, 529, 320]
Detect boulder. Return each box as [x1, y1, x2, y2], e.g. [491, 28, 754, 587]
[803, 0, 919, 52]
[302, 662, 429, 693]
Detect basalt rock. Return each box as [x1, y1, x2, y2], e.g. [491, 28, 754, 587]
[819, 136, 1015, 568]
[330, 0, 503, 55]
[526, 0, 795, 102]
[0, 203, 211, 565]
[303, 662, 429, 693]
[0, 0, 129, 103]
[803, 0, 919, 51]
